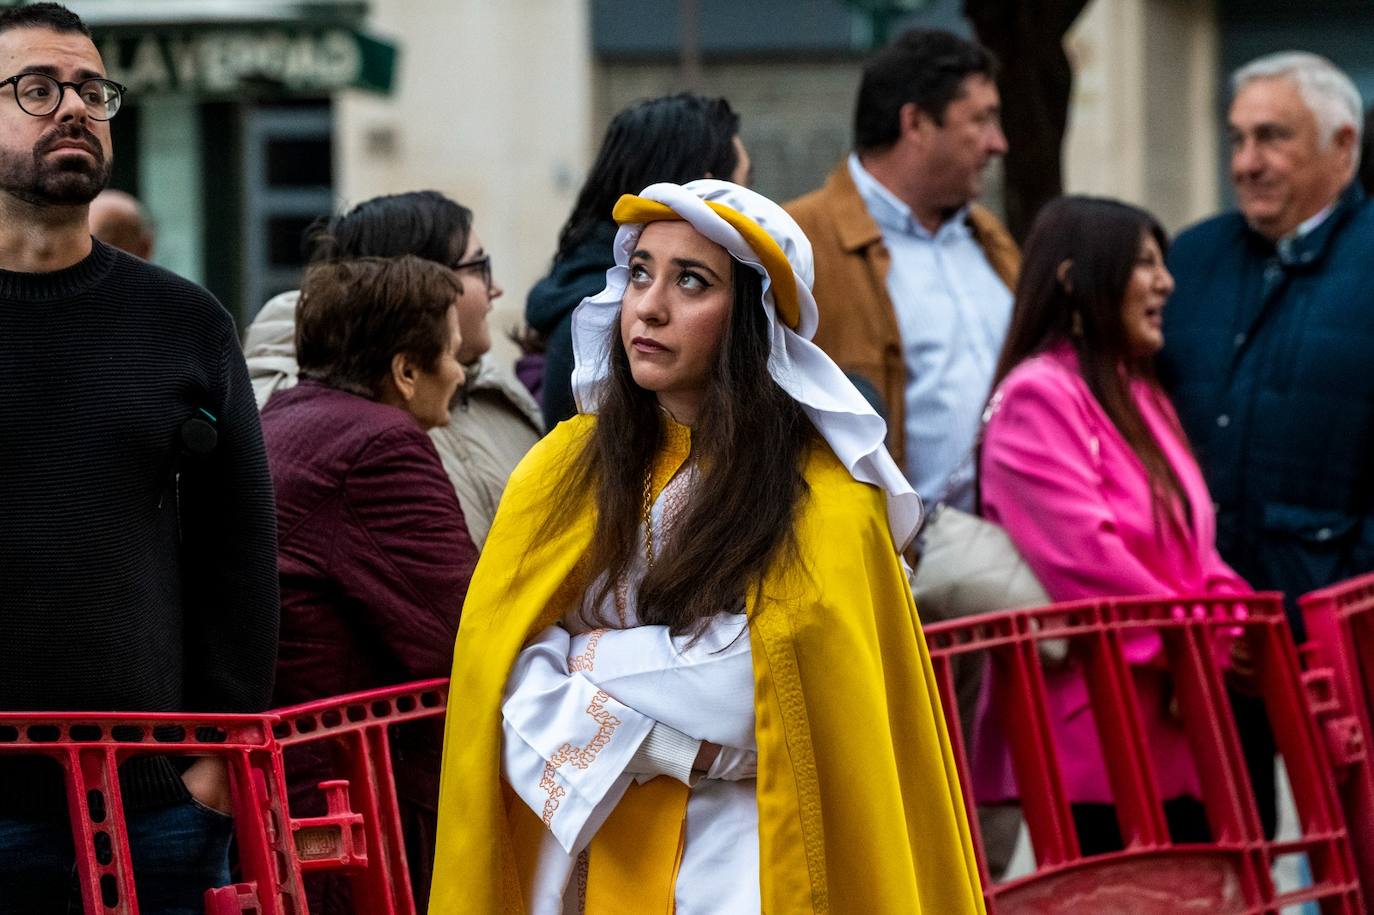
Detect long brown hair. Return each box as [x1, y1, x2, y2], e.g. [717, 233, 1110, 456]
[991, 196, 1192, 532]
[557, 261, 812, 636]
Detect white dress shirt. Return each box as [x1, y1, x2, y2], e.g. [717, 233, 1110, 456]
[848, 153, 1012, 510]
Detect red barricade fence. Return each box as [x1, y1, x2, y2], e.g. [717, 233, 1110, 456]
[17, 580, 1374, 913]
[269, 678, 448, 915]
[0, 710, 302, 915]
[922, 593, 1364, 914]
[0, 681, 447, 914]
[1300, 571, 1374, 901]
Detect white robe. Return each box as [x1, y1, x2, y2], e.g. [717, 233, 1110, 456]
[500, 477, 760, 914]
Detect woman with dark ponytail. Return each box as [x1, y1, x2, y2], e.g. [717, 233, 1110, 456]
[526, 93, 750, 428]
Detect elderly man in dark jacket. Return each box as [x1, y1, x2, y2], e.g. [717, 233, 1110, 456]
[1160, 50, 1373, 836]
[1161, 50, 1372, 628]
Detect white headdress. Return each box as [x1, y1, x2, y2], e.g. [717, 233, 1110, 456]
[569, 179, 923, 549]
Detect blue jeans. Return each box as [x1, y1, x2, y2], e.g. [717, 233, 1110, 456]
[0, 796, 233, 914]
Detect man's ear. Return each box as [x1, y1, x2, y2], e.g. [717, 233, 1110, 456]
[389, 351, 418, 402]
[899, 101, 932, 140]
[1333, 122, 1359, 173]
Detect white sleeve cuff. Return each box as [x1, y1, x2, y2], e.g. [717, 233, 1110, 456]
[706, 745, 757, 782]
[627, 722, 700, 786]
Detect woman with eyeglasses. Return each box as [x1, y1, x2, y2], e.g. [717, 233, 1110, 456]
[244, 190, 543, 547]
[246, 193, 540, 915]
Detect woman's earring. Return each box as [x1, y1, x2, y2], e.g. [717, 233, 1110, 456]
[1071, 311, 1085, 337]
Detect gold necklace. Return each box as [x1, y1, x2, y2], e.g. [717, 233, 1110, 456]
[640, 468, 655, 571]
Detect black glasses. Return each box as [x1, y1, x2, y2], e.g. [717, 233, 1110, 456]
[1, 72, 126, 121]
[452, 253, 493, 292]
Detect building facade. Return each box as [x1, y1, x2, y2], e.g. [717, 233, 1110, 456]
[68, 0, 592, 354]
[50, 0, 1374, 334]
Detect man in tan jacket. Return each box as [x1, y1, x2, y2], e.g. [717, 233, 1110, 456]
[789, 30, 1023, 874]
[787, 28, 1018, 512]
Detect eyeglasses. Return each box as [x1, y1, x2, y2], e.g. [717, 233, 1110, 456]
[452, 253, 493, 292]
[1, 72, 126, 121]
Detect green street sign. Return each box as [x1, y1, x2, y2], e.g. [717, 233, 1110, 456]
[96, 26, 398, 98]
[837, 0, 933, 48]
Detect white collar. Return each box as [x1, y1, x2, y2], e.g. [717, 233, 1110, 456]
[847, 152, 971, 239]
[1289, 201, 1337, 242]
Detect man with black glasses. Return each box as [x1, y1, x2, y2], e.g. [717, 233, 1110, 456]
[0, 5, 279, 912]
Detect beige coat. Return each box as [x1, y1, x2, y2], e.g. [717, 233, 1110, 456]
[243, 291, 543, 548]
[785, 162, 1020, 468]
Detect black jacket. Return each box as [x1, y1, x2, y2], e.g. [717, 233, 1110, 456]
[525, 221, 618, 428]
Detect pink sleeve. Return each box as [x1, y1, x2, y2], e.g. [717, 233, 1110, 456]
[1204, 550, 1250, 595]
[1203, 552, 1249, 670]
[980, 369, 1173, 665]
[1150, 389, 1251, 599]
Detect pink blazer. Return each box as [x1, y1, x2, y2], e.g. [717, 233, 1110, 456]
[973, 343, 1248, 804]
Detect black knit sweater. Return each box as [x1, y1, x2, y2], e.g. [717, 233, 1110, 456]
[0, 240, 280, 813]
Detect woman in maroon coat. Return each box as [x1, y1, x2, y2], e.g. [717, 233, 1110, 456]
[260, 255, 477, 913]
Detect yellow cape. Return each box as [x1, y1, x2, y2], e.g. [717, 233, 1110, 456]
[428, 415, 985, 914]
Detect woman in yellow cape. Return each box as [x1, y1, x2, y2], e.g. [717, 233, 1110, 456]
[428, 180, 984, 914]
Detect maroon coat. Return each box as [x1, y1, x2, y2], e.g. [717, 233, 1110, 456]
[261, 380, 476, 911]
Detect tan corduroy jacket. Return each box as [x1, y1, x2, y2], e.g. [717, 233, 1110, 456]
[786, 162, 1020, 468]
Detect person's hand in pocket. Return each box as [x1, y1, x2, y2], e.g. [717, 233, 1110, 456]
[181, 757, 232, 813]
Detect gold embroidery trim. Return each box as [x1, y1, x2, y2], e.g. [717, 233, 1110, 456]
[569, 629, 606, 672]
[539, 689, 623, 826]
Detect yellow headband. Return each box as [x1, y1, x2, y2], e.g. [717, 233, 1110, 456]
[611, 194, 801, 331]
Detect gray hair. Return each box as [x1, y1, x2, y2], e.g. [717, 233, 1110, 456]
[1232, 51, 1363, 151]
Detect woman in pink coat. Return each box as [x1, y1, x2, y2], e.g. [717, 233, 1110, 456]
[974, 196, 1249, 854]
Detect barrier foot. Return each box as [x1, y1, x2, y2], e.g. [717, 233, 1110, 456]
[203, 882, 264, 914]
[292, 778, 369, 872]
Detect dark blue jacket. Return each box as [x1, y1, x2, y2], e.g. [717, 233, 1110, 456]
[1159, 184, 1374, 633]
[525, 221, 618, 428]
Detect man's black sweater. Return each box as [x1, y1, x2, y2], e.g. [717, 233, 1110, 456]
[0, 240, 280, 813]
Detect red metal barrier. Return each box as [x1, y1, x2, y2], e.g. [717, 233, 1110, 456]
[0, 710, 302, 915]
[24, 581, 1374, 913]
[0, 681, 447, 915]
[924, 593, 1364, 914]
[269, 678, 449, 915]
[1300, 571, 1374, 901]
